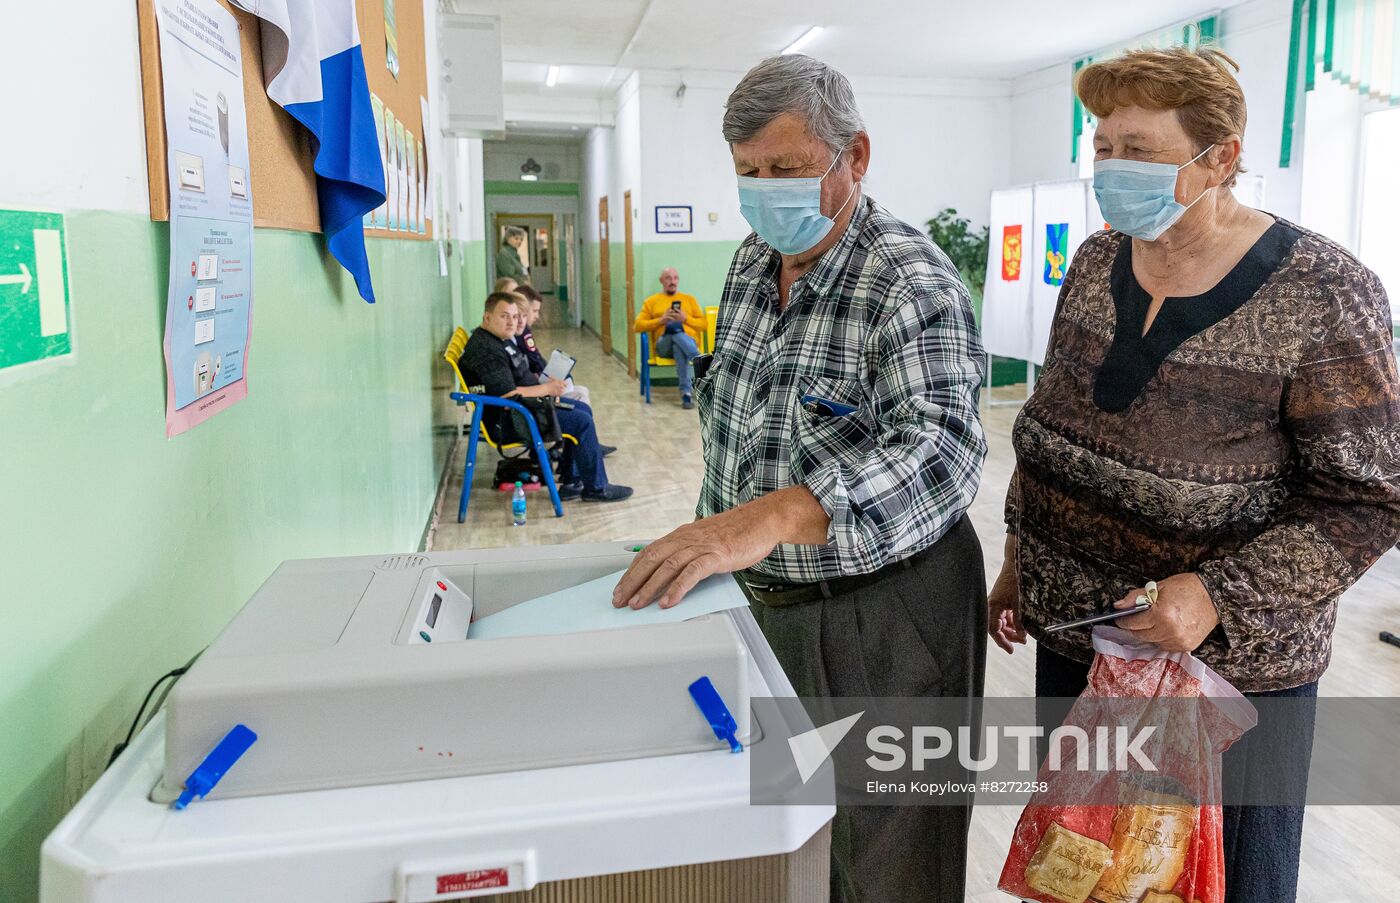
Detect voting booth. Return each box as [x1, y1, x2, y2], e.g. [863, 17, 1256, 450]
[41, 542, 833, 902]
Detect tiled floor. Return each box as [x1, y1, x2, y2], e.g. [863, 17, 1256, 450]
[428, 325, 1400, 901]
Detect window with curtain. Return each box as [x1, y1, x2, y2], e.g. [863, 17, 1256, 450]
[1281, 0, 1400, 166]
[1070, 16, 1219, 166]
[1357, 106, 1400, 315]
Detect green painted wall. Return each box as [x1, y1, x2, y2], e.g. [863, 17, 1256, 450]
[575, 238, 739, 366]
[0, 211, 463, 901]
[459, 238, 489, 326]
[482, 181, 580, 197]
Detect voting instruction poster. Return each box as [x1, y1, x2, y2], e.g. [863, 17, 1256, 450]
[156, 0, 255, 437]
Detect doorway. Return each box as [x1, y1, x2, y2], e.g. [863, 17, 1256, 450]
[493, 213, 556, 294]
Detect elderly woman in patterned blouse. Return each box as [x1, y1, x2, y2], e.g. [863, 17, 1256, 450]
[987, 47, 1400, 902]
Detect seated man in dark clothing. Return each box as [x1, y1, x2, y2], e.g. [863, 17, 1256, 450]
[457, 293, 632, 503]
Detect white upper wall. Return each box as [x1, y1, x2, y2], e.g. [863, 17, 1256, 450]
[482, 139, 583, 183]
[1, 2, 151, 213]
[1222, 0, 1303, 221]
[632, 68, 1014, 244]
[1007, 0, 1301, 221]
[0, 0, 472, 239]
[450, 138, 486, 243]
[581, 72, 643, 245]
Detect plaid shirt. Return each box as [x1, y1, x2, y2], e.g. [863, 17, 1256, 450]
[695, 196, 987, 582]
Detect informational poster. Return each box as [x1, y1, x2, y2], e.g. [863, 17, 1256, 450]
[156, 0, 254, 437]
[419, 95, 434, 223]
[368, 93, 387, 229]
[980, 187, 1035, 362]
[406, 131, 418, 234]
[383, 108, 398, 231]
[416, 138, 426, 234]
[1028, 181, 1088, 367]
[383, 0, 399, 78]
[395, 120, 408, 232]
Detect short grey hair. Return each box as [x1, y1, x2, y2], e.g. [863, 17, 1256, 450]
[723, 55, 866, 158]
[503, 225, 526, 243]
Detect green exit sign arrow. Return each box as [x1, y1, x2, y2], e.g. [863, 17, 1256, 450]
[0, 209, 71, 372]
[0, 262, 32, 293]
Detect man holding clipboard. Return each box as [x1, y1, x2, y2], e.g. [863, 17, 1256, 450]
[515, 284, 595, 408]
[458, 293, 631, 503]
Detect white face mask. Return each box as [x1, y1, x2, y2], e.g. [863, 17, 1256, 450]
[736, 152, 858, 255]
[1092, 145, 1215, 241]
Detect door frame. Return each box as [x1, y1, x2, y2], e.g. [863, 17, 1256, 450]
[598, 196, 612, 356]
[623, 190, 636, 378]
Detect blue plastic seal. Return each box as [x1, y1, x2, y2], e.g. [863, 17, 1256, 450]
[688, 676, 742, 753]
[171, 724, 258, 810]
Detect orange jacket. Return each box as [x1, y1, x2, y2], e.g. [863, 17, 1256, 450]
[634, 292, 705, 348]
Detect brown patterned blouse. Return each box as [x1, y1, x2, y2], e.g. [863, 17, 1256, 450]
[1007, 218, 1400, 692]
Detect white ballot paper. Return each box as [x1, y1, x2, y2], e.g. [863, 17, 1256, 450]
[543, 349, 577, 381]
[467, 569, 748, 640]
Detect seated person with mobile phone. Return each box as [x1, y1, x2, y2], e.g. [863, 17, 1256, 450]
[458, 293, 632, 503]
[634, 267, 706, 409]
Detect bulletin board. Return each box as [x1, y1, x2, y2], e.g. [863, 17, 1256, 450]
[136, 0, 432, 239]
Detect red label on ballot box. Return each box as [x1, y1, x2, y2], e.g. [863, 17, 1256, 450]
[437, 868, 510, 894]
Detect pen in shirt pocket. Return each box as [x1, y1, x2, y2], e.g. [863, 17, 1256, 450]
[801, 393, 859, 417]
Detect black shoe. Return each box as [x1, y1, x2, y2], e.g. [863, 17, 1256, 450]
[557, 480, 584, 500]
[681, 395, 693, 410]
[598, 444, 617, 457]
[581, 483, 634, 503]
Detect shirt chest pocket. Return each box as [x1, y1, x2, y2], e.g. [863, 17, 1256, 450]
[790, 376, 876, 478]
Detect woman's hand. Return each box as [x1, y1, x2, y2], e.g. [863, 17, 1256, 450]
[988, 535, 1026, 654]
[1113, 573, 1220, 652]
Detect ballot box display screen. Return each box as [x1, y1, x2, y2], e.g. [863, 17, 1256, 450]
[399, 568, 472, 644]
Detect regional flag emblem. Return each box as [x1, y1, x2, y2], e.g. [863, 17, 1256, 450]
[1044, 223, 1068, 286]
[1001, 225, 1022, 281]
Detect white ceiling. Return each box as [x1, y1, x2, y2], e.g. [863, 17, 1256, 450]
[452, 0, 1252, 82]
[449, 0, 1255, 141]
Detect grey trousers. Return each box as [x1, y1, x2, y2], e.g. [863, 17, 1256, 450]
[746, 515, 987, 903]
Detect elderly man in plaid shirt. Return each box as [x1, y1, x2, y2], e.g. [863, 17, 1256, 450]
[614, 55, 988, 901]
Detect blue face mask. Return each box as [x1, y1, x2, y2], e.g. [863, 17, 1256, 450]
[1093, 145, 1214, 241]
[737, 154, 858, 255]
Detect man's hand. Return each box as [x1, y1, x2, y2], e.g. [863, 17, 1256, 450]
[507, 378, 567, 400]
[663, 308, 684, 323]
[1112, 573, 1220, 652]
[613, 487, 830, 610]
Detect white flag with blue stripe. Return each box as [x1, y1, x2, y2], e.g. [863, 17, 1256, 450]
[231, 0, 386, 302]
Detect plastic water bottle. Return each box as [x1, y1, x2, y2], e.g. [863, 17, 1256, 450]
[511, 481, 527, 527]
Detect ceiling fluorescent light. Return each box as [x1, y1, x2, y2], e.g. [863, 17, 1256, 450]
[781, 26, 824, 55]
[545, 65, 560, 87]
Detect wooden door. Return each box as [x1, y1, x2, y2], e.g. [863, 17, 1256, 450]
[624, 190, 636, 377]
[598, 196, 612, 355]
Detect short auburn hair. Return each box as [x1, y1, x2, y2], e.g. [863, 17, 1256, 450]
[483, 291, 519, 313]
[1077, 46, 1247, 187]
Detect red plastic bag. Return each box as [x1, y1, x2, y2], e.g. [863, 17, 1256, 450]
[998, 627, 1257, 903]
